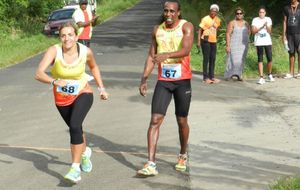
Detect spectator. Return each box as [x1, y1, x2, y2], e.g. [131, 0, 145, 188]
[224, 7, 250, 81]
[251, 7, 274, 84]
[283, 0, 300, 79]
[197, 4, 221, 84]
[73, 0, 99, 47]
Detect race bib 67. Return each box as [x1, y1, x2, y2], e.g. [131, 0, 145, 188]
[161, 64, 182, 79]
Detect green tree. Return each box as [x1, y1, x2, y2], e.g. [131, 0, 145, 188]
[0, 0, 63, 38]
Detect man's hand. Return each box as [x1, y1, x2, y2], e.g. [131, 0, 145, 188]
[91, 15, 99, 26]
[139, 81, 147, 97]
[153, 53, 169, 64]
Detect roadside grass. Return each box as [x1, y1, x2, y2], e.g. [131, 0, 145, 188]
[269, 176, 300, 190]
[0, 34, 58, 68]
[0, 0, 140, 69]
[190, 36, 289, 79]
[98, 0, 141, 22]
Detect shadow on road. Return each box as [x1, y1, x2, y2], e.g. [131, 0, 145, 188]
[0, 145, 74, 187]
[85, 132, 191, 189]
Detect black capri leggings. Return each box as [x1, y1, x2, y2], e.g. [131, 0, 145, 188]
[56, 93, 93, 145]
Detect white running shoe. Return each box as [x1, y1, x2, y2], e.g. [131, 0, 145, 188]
[284, 73, 293, 79]
[257, 77, 265, 85]
[267, 74, 275, 82]
[64, 167, 81, 183]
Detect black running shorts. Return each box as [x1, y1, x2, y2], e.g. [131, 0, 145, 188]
[151, 79, 192, 117]
[287, 34, 300, 54]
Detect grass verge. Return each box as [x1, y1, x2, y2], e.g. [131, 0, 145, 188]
[269, 176, 300, 190]
[0, 0, 141, 69]
[190, 37, 289, 79]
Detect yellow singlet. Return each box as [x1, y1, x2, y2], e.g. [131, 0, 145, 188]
[51, 43, 92, 106]
[156, 19, 192, 81]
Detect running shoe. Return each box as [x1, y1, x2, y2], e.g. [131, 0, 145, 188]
[295, 73, 300, 79]
[257, 77, 265, 85]
[284, 73, 293, 79]
[64, 167, 81, 184]
[137, 161, 158, 176]
[175, 154, 188, 172]
[267, 74, 275, 82]
[80, 147, 92, 172]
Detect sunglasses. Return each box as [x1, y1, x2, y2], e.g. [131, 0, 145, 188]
[236, 12, 243, 15]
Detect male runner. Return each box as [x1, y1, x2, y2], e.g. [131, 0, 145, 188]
[137, 0, 193, 176]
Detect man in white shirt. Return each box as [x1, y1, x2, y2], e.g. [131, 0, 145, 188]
[251, 7, 274, 85]
[73, 0, 98, 47]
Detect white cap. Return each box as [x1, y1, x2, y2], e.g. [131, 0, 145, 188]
[210, 4, 219, 12]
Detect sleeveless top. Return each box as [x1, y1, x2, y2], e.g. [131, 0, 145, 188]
[156, 19, 192, 81]
[51, 43, 92, 106]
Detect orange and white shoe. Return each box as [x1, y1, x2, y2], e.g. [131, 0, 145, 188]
[175, 153, 188, 172]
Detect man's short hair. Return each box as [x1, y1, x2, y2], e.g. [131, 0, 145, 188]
[164, 0, 181, 11]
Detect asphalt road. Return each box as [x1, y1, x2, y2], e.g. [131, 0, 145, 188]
[1, 0, 300, 190]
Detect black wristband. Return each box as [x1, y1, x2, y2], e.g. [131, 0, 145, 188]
[51, 79, 57, 86]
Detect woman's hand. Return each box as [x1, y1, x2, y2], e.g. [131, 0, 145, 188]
[98, 87, 109, 100]
[226, 46, 231, 54]
[53, 79, 68, 87]
[100, 91, 109, 100]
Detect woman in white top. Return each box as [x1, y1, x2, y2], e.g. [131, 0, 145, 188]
[251, 7, 274, 85]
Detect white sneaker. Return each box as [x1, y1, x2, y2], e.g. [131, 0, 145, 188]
[257, 77, 265, 85]
[267, 74, 275, 82]
[295, 73, 300, 79]
[284, 73, 293, 79]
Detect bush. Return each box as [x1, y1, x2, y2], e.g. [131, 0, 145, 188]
[0, 0, 63, 38]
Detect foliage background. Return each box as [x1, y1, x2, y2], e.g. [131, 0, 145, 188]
[0, 0, 63, 38]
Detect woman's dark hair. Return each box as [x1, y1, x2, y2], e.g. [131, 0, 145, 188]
[235, 7, 244, 14]
[258, 6, 266, 12]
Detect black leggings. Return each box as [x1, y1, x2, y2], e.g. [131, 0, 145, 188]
[256, 45, 272, 62]
[201, 40, 217, 80]
[56, 93, 93, 145]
